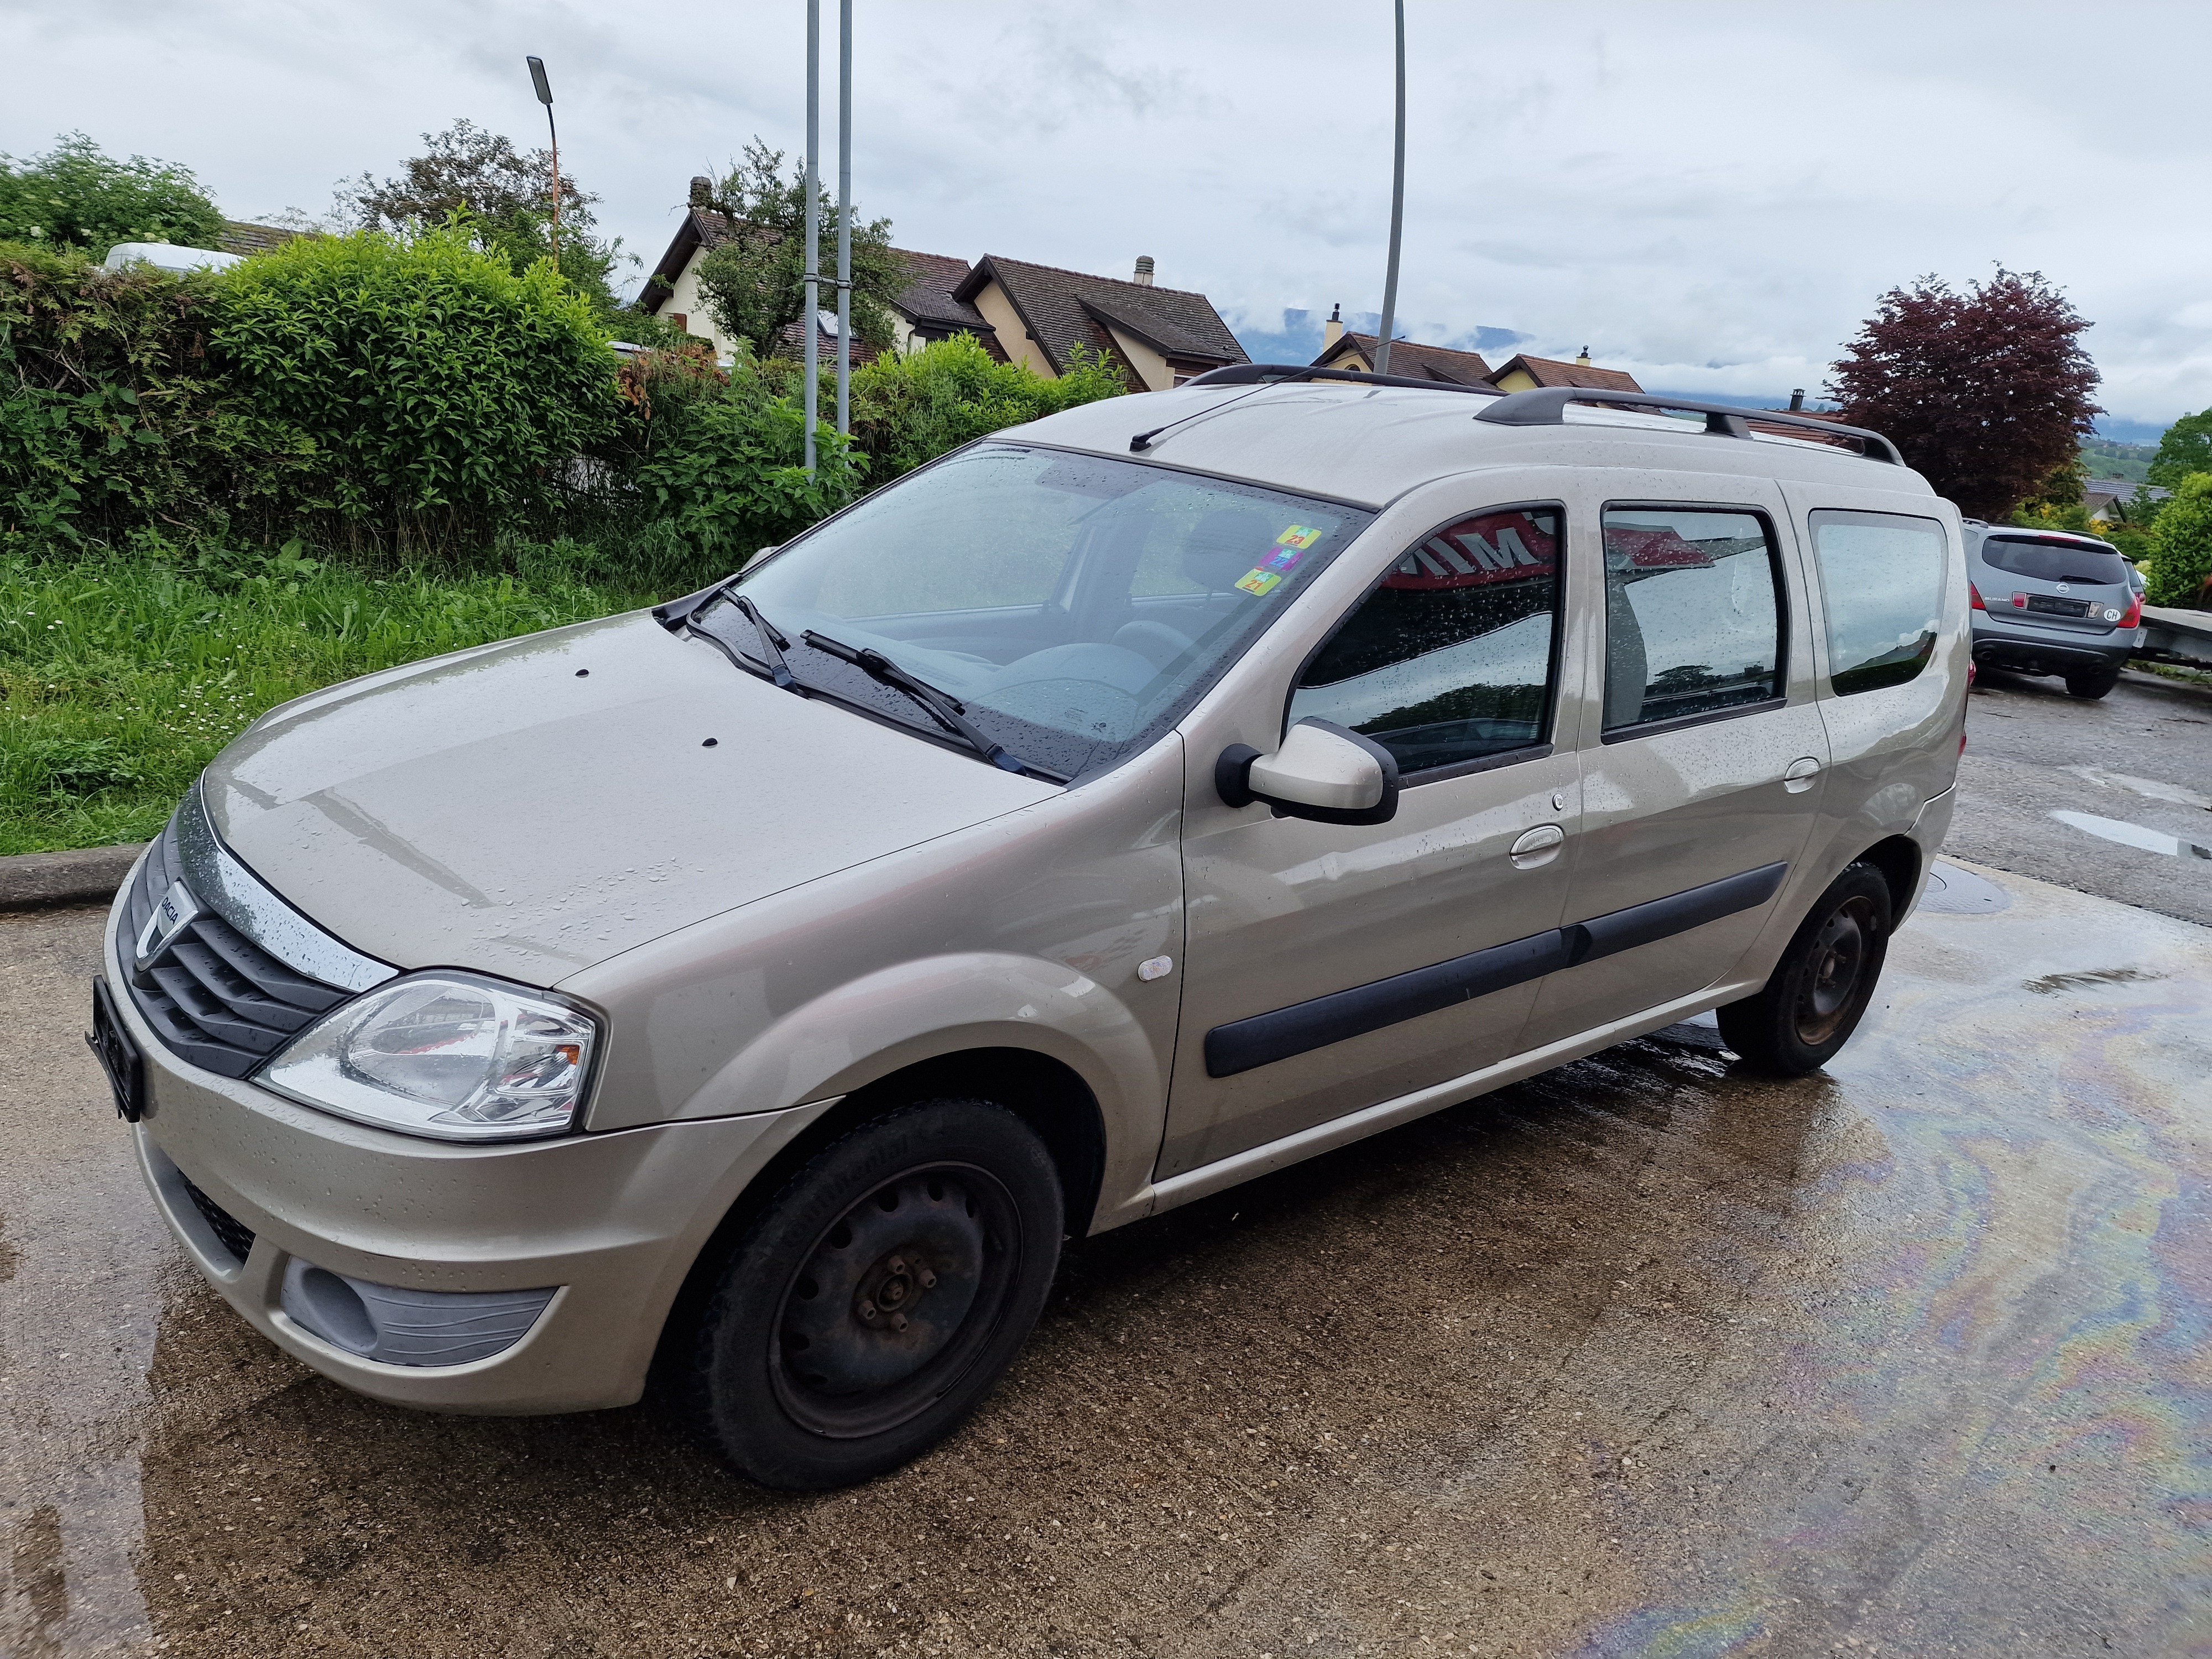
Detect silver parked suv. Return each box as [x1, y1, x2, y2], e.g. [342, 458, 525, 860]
[91, 373, 1966, 1488]
[1965, 521, 2142, 698]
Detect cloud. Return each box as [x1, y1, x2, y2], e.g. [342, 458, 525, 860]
[5, 0, 2208, 425]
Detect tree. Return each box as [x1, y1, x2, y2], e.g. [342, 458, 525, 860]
[681, 140, 907, 358]
[1826, 269, 2101, 521]
[2147, 408, 2212, 489]
[337, 120, 630, 323]
[2146, 473, 2212, 609]
[0, 133, 226, 255]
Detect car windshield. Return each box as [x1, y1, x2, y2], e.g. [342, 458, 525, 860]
[1981, 537, 2127, 586]
[727, 443, 1373, 781]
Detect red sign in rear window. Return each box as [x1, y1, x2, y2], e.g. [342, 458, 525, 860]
[1384, 509, 1558, 591]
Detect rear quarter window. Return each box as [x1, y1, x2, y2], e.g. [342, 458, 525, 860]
[1809, 509, 1949, 697]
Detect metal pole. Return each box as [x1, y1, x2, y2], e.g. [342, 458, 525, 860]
[526, 57, 559, 263]
[803, 0, 820, 474]
[836, 0, 852, 437]
[1371, 0, 1406, 375]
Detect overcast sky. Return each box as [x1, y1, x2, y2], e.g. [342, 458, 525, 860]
[7, 0, 2206, 437]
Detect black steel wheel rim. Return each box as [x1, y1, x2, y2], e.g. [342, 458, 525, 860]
[1793, 894, 1876, 1046]
[769, 1162, 1021, 1439]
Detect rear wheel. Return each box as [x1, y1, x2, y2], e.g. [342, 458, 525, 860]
[2064, 663, 2122, 699]
[680, 1098, 1062, 1489]
[1715, 863, 1893, 1077]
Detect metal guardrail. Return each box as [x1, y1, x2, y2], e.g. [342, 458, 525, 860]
[2135, 604, 2212, 669]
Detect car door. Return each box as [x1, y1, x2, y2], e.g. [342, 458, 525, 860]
[1160, 493, 1588, 1179]
[1518, 479, 1832, 1051]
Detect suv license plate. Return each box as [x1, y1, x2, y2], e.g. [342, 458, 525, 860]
[88, 976, 147, 1122]
[2023, 593, 2093, 617]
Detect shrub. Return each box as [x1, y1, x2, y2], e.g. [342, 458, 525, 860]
[849, 334, 1126, 484]
[0, 241, 315, 547]
[210, 226, 624, 552]
[2145, 473, 2212, 609]
[613, 345, 859, 576]
[0, 133, 227, 255]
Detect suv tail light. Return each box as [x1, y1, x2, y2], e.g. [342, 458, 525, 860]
[1970, 582, 1986, 611]
[2119, 591, 2142, 629]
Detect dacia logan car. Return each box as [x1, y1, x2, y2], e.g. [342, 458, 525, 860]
[91, 371, 1966, 1489]
[1964, 521, 2142, 698]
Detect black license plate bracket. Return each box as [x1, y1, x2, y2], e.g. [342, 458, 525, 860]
[88, 976, 147, 1122]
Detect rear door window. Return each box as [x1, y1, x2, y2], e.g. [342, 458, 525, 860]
[1980, 537, 2128, 587]
[1600, 507, 1783, 735]
[1809, 509, 1948, 696]
[1288, 506, 1563, 776]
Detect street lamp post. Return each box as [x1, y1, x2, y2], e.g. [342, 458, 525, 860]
[526, 56, 559, 263]
[836, 0, 853, 438]
[802, 1, 820, 474]
[1371, 0, 1405, 375]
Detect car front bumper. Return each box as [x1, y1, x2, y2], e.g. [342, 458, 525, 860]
[103, 884, 815, 1415]
[1970, 613, 2131, 676]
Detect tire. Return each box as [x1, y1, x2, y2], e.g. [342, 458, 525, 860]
[680, 1098, 1063, 1490]
[1715, 863, 1893, 1077]
[2064, 664, 2122, 699]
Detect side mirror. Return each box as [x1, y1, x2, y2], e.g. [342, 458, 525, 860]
[1215, 718, 1400, 826]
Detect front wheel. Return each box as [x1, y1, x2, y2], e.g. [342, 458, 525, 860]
[1715, 863, 1893, 1076]
[679, 1098, 1063, 1489]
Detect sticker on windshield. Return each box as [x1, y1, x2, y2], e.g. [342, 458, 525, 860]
[1276, 524, 1323, 550]
[1259, 544, 1307, 573]
[1235, 568, 1285, 597]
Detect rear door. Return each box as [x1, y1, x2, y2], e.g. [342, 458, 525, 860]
[1975, 533, 2136, 640]
[1519, 478, 1830, 1050]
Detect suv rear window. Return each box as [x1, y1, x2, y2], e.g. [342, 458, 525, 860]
[1981, 537, 2127, 586]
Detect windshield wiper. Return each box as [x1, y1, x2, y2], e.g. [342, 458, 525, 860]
[802, 630, 1048, 777]
[658, 581, 801, 691]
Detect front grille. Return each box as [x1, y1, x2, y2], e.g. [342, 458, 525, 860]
[122, 817, 350, 1079]
[180, 1173, 257, 1264]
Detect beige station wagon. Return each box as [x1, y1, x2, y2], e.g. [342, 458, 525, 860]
[91, 369, 1965, 1488]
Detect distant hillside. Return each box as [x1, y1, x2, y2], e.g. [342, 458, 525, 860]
[2082, 437, 2157, 484]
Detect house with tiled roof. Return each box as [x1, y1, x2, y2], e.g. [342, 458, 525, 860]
[1311, 313, 1493, 385]
[953, 254, 1247, 390]
[1486, 351, 1642, 394]
[637, 181, 1244, 389]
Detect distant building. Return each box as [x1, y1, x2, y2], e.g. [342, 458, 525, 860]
[638, 181, 1246, 390]
[217, 221, 303, 257]
[1305, 307, 1640, 393]
[1485, 349, 1641, 394]
[2085, 478, 2168, 525]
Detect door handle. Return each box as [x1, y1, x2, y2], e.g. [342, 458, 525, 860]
[1509, 823, 1566, 869]
[1782, 757, 1822, 794]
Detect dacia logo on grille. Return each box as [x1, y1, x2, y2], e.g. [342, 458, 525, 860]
[135, 880, 202, 972]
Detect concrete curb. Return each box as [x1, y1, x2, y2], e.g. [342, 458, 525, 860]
[0, 843, 145, 914]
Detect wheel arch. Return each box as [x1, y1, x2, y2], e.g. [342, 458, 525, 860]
[648, 1045, 1106, 1389]
[1853, 832, 1923, 921]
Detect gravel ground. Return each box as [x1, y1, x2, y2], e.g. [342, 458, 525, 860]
[4, 861, 2208, 1658]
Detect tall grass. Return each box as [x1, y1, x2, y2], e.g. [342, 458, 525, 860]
[0, 540, 676, 854]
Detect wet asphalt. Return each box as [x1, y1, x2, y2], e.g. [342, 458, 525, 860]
[3, 855, 2206, 1659]
[1952, 665, 2212, 927]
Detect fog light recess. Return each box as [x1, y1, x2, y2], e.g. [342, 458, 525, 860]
[279, 1258, 556, 1368]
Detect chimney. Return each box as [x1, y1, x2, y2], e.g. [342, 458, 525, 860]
[688, 175, 712, 211]
[1788, 388, 1806, 411]
[1322, 302, 1343, 351]
[1133, 254, 1155, 287]
[1575, 346, 1592, 366]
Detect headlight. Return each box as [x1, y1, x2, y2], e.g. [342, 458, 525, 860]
[258, 973, 599, 1142]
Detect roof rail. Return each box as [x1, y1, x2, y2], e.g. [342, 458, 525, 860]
[1185, 362, 1505, 398]
[1475, 385, 1904, 465]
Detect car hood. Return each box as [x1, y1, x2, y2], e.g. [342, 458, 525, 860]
[203, 611, 1059, 985]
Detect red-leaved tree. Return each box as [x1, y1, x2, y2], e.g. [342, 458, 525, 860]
[1827, 270, 2100, 521]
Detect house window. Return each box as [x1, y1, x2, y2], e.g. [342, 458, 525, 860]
[669, 312, 688, 332]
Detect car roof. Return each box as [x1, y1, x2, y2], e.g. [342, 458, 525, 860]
[1013, 380, 1937, 508]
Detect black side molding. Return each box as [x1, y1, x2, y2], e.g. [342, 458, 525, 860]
[1564, 862, 1788, 967]
[1204, 929, 1569, 1079]
[1202, 861, 1791, 1078]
